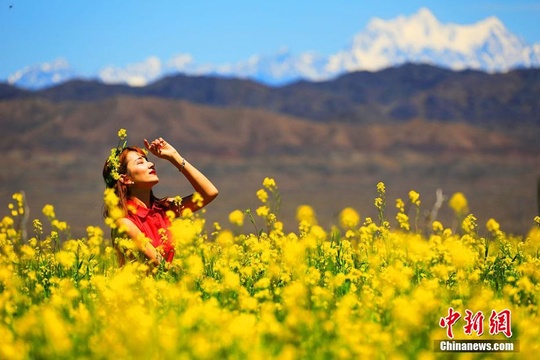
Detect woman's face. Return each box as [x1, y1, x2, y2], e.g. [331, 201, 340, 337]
[124, 151, 159, 188]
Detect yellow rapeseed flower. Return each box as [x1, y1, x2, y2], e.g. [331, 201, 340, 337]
[408, 190, 420, 206]
[42, 307, 73, 354]
[339, 207, 360, 229]
[256, 205, 269, 217]
[395, 198, 405, 212]
[486, 218, 500, 233]
[51, 219, 69, 232]
[449, 192, 469, 216]
[109, 207, 124, 222]
[32, 219, 43, 236]
[216, 229, 234, 247]
[262, 177, 277, 190]
[296, 205, 317, 225]
[186, 254, 204, 277]
[432, 221, 444, 233]
[222, 269, 241, 290]
[228, 210, 245, 227]
[310, 225, 327, 241]
[12, 192, 24, 204]
[377, 181, 386, 194]
[55, 250, 76, 270]
[103, 188, 120, 208]
[461, 214, 477, 234]
[254, 277, 271, 289]
[396, 212, 410, 231]
[256, 189, 269, 203]
[2, 216, 14, 227]
[446, 239, 476, 269]
[20, 244, 36, 260]
[192, 192, 204, 207]
[42, 204, 56, 219]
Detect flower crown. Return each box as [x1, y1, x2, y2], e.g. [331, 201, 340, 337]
[105, 128, 128, 188]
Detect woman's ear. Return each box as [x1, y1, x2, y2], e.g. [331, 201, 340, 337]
[119, 174, 133, 185]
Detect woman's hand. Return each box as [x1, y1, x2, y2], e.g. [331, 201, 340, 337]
[144, 137, 179, 160]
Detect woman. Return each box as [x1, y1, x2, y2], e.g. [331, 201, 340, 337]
[103, 135, 218, 266]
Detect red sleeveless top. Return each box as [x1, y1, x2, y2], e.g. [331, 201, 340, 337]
[126, 199, 176, 263]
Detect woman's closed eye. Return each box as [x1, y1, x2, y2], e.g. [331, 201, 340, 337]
[135, 156, 148, 165]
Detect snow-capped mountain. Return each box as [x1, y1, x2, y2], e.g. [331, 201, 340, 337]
[326, 8, 540, 74]
[7, 8, 540, 90]
[205, 48, 331, 85]
[7, 58, 81, 90]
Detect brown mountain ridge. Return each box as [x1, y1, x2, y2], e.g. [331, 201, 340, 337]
[2, 63, 540, 126]
[1, 64, 540, 237]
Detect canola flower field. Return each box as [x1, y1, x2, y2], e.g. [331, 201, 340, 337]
[1, 178, 539, 359]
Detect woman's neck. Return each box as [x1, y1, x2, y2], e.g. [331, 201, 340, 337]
[128, 188, 152, 208]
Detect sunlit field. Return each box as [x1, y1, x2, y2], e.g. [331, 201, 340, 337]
[1, 178, 538, 359]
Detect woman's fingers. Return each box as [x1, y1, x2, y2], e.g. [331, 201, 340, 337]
[144, 139, 151, 149]
[144, 138, 172, 157]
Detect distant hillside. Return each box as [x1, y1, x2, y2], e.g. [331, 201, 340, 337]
[2, 64, 539, 126]
[2, 66, 540, 237]
[0, 93, 540, 234]
[0, 83, 32, 99]
[0, 96, 530, 157]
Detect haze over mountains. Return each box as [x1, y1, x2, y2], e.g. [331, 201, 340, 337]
[7, 8, 540, 90]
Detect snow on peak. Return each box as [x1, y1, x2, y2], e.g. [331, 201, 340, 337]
[7, 58, 76, 89]
[327, 7, 537, 74]
[99, 57, 163, 87]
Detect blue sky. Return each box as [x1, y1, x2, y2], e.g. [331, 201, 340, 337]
[1, 0, 540, 81]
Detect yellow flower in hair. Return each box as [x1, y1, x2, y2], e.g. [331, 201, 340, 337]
[117, 128, 127, 139]
[105, 128, 129, 187]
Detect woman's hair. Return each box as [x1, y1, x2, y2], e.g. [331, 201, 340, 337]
[102, 146, 167, 219]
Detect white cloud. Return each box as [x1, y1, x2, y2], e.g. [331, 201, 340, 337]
[166, 53, 194, 71]
[98, 56, 162, 86]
